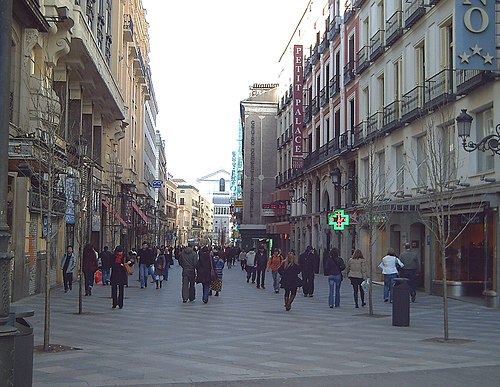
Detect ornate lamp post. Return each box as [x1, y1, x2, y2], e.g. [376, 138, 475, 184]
[456, 109, 500, 155]
[288, 188, 307, 203]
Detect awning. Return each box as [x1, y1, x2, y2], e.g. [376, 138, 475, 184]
[266, 221, 291, 235]
[102, 200, 127, 227]
[132, 201, 149, 223]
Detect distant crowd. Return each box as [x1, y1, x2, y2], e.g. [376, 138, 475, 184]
[60, 241, 419, 311]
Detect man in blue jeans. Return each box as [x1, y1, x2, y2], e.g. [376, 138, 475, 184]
[137, 242, 154, 288]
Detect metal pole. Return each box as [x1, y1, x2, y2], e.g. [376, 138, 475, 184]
[0, 0, 18, 385]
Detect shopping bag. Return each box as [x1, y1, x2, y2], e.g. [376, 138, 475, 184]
[361, 278, 369, 292]
[95, 270, 102, 285]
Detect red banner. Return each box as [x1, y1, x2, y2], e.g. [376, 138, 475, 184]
[132, 201, 149, 223]
[102, 200, 127, 227]
[293, 45, 304, 168]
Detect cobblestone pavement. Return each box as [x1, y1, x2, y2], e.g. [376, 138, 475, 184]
[12, 263, 500, 386]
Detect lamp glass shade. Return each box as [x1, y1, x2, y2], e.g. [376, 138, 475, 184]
[331, 168, 340, 185]
[456, 109, 473, 138]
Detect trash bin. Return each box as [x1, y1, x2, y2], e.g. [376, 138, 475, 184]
[10, 306, 34, 387]
[392, 277, 410, 327]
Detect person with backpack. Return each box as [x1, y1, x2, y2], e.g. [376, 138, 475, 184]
[154, 247, 167, 289]
[324, 247, 346, 308]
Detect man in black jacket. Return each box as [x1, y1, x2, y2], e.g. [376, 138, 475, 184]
[299, 246, 316, 297]
[99, 246, 113, 285]
[255, 245, 268, 289]
[137, 242, 154, 288]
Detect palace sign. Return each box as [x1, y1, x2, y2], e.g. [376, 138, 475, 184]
[455, 0, 495, 70]
[292, 45, 304, 169]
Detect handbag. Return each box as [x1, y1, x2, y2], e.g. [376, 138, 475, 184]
[123, 262, 133, 275]
[210, 257, 218, 281]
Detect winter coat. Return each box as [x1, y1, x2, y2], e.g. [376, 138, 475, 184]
[179, 247, 199, 273]
[196, 251, 212, 285]
[154, 254, 166, 276]
[278, 262, 302, 290]
[324, 256, 345, 276]
[267, 254, 283, 273]
[212, 256, 225, 279]
[245, 250, 256, 266]
[345, 258, 367, 279]
[61, 253, 76, 274]
[110, 253, 127, 286]
[100, 250, 113, 270]
[299, 250, 315, 275]
[83, 249, 98, 273]
[255, 250, 268, 268]
[138, 248, 154, 266]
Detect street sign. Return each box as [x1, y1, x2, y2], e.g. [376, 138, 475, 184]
[152, 180, 162, 189]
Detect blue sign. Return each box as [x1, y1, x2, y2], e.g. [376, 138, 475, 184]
[455, 0, 495, 70]
[152, 180, 162, 189]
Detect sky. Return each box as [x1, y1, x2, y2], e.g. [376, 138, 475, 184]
[141, 0, 308, 185]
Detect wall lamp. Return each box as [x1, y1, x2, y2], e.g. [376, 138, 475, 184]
[456, 109, 500, 155]
[331, 167, 354, 190]
[289, 188, 307, 204]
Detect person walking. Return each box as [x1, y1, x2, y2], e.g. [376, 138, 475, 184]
[399, 242, 419, 302]
[61, 245, 76, 293]
[299, 246, 316, 297]
[245, 247, 257, 283]
[267, 248, 284, 293]
[154, 247, 167, 289]
[82, 244, 98, 296]
[324, 247, 346, 308]
[99, 246, 113, 286]
[210, 248, 225, 296]
[278, 251, 302, 311]
[378, 248, 404, 303]
[239, 248, 247, 271]
[345, 249, 367, 308]
[179, 245, 199, 302]
[196, 246, 213, 303]
[110, 245, 131, 309]
[255, 245, 268, 289]
[137, 242, 154, 289]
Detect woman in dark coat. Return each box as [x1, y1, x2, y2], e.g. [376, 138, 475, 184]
[110, 245, 130, 309]
[278, 251, 302, 311]
[154, 247, 166, 289]
[82, 244, 98, 296]
[196, 246, 212, 304]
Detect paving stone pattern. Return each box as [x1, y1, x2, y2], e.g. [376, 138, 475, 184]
[12, 264, 500, 386]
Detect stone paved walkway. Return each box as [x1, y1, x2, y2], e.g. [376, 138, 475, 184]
[12, 263, 500, 386]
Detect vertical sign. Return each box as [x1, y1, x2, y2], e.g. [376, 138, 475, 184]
[455, 0, 495, 70]
[292, 45, 304, 169]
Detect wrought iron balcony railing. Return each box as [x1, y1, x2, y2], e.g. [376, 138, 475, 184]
[356, 45, 370, 74]
[385, 11, 403, 47]
[370, 30, 385, 62]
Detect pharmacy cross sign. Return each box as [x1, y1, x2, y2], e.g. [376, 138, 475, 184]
[328, 209, 350, 230]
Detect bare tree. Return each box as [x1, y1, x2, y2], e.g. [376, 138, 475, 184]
[408, 109, 484, 340]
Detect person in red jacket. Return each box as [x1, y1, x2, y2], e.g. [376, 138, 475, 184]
[267, 248, 284, 293]
[82, 244, 98, 296]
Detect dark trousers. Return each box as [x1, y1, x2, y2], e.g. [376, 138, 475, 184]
[84, 271, 94, 293]
[111, 284, 124, 308]
[246, 266, 256, 283]
[63, 271, 73, 291]
[240, 259, 246, 271]
[302, 272, 315, 295]
[350, 277, 365, 306]
[182, 271, 196, 301]
[256, 267, 266, 287]
[400, 269, 417, 299]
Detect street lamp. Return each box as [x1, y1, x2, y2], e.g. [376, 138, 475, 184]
[289, 188, 307, 204]
[456, 109, 500, 155]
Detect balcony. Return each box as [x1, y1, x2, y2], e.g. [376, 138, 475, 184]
[425, 69, 455, 111]
[276, 137, 280, 150]
[456, 70, 495, 96]
[340, 131, 351, 154]
[382, 100, 403, 134]
[356, 45, 370, 74]
[367, 111, 383, 139]
[304, 105, 312, 125]
[319, 35, 328, 54]
[344, 61, 355, 86]
[344, 2, 355, 24]
[404, 0, 426, 29]
[311, 45, 320, 65]
[123, 14, 134, 42]
[352, 122, 366, 148]
[370, 30, 385, 62]
[312, 96, 320, 116]
[385, 11, 403, 47]
[327, 19, 340, 41]
[320, 86, 329, 107]
[304, 59, 312, 79]
[288, 84, 293, 102]
[329, 74, 340, 98]
[401, 85, 425, 123]
[303, 138, 340, 170]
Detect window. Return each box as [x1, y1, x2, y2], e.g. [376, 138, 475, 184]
[378, 151, 385, 194]
[362, 158, 369, 197]
[394, 58, 402, 102]
[416, 135, 427, 187]
[219, 178, 225, 192]
[415, 41, 426, 86]
[377, 73, 385, 111]
[179, 198, 185, 205]
[476, 108, 494, 172]
[349, 98, 355, 132]
[442, 123, 456, 181]
[395, 144, 405, 190]
[363, 85, 370, 119]
[325, 117, 330, 144]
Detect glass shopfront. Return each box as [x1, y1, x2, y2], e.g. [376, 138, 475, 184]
[434, 211, 496, 296]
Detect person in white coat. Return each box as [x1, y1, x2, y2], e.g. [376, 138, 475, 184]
[61, 245, 76, 293]
[245, 248, 257, 283]
[378, 248, 404, 303]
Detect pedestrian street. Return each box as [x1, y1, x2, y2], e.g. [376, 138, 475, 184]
[12, 263, 500, 386]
